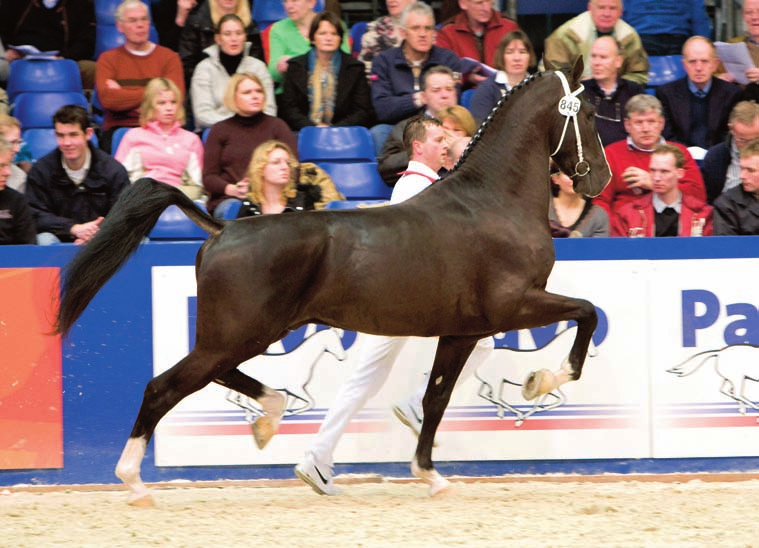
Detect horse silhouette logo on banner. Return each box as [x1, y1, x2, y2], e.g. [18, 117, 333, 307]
[667, 344, 759, 416]
[475, 324, 600, 426]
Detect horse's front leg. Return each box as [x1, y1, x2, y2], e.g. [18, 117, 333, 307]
[514, 290, 598, 400]
[412, 335, 478, 496]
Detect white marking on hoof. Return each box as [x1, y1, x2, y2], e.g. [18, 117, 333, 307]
[252, 387, 286, 449]
[411, 457, 452, 497]
[521, 369, 556, 400]
[116, 437, 151, 505]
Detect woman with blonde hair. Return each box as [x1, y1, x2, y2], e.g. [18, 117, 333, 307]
[437, 105, 476, 138]
[114, 77, 205, 200]
[179, 0, 263, 91]
[202, 73, 297, 217]
[236, 140, 342, 216]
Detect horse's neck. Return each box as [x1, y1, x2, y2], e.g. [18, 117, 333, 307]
[452, 92, 555, 214]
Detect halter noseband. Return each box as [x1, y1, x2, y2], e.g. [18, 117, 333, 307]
[550, 71, 590, 179]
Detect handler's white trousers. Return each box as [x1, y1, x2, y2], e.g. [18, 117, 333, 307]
[308, 334, 495, 466]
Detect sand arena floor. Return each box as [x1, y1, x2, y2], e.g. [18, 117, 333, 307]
[3, 474, 759, 548]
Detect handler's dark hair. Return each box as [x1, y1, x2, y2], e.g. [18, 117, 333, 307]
[53, 104, 91, 133]
[402, 115, 442, 157]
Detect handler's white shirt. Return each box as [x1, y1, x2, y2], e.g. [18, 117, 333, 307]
[390, 160, 439, 204]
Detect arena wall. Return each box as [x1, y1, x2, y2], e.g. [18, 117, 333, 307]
[2, 237, 759, 487]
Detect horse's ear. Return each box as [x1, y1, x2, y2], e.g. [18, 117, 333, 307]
[571, 55, 584, 84]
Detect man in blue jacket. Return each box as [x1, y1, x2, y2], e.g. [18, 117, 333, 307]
[368, 2, 477, 153]
[623, 0, 712, 56]
[26, 105, 130, 245]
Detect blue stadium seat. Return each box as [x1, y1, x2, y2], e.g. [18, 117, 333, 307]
[22, 128, 58, 161]
[23, 128, 99, 161]
[95, 0, 122, 24]
[13, 91, 89, 129]
[460, 89, 475, 110]
[253, 0, 323, 29]
[149, 204, 209, 240]
[95, 23, 160, 59]
[221, 200, 243, 220]
[110, 127, 131, 156]
[298, 126, 376, 163]
[350, 21, 367, 57]
[516, 0, 586, 14]
[317, 161, 391, 200]
[646, 55, 685, 92]
[7, 59, 84, 103]
[325, 199, 388, 209]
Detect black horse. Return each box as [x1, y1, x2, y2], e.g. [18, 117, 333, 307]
[56, 58, 610, 505]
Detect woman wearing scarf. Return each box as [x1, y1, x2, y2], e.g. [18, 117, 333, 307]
[279, 11, 375, 131]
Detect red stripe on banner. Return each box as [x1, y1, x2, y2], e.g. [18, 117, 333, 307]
[658, 416, 759, 429]
[161, 416, 639, 437]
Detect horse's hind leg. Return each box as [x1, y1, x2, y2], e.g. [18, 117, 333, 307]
[511, 290, 598, 400]
[214, 369, 285, 449]
[412, 335, 478, 496]
[116, 348, 259, 506]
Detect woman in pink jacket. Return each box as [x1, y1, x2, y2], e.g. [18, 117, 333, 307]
[115, 78, 205, 201]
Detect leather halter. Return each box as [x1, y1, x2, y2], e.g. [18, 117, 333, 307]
[550, 71, 590, 179]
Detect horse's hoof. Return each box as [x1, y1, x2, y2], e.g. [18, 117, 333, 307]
[251, 416, 277, 449]
[128, 493, 155, 508]
[521, 369, 555, 401]
[410, 458, 452, 497]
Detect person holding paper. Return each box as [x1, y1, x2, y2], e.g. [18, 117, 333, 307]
[718, 0, 759, 84]
[656, 36, 741, 152]
[0, 0, 96, 89]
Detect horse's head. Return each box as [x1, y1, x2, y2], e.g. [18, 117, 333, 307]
[545, 56, 611, 198]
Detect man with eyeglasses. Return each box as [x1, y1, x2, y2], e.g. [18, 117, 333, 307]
[592, 93, 706, 218]
[370, 2, 478, 128]
[435, 0, 519, 71]
[702, 101, 759, 204]
[95, 0, 184, 154]
[0, 115, 28, 193]
[581, 36, 644, 146]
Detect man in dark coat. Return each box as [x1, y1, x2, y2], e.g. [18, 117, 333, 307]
[656, 36, 741, 152]
[26, 105, 130, 245]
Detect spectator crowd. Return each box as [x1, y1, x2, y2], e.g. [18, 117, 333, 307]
[1, 0, 759, 246]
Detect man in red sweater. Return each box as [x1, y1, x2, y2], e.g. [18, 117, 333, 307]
[435, 0, 518, 77]
[593, 93, 706, 217]
[95, 0, 184, 153]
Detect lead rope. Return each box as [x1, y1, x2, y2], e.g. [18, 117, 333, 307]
[550, 71, 590, 178]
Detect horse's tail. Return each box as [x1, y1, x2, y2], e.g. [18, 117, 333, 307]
[55, 178, 224, 336]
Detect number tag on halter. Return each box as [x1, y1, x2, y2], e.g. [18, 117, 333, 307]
[558, 95, 581, 117]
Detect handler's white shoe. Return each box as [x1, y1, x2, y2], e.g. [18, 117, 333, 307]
[295, 453, 341, 496]
[392, 402, 424, 437]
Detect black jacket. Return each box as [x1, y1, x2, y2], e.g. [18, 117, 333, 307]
[26, 143, 130, 241]
[280, 51, 376, 131]
[0, 187, 36, 245]
[713, 184, 759, 235]
[656, 77, 742, 149]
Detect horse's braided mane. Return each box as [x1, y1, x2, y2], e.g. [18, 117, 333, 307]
[452, 71, 545, 171]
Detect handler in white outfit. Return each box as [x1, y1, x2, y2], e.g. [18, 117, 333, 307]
[295, 116, 495, 495]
